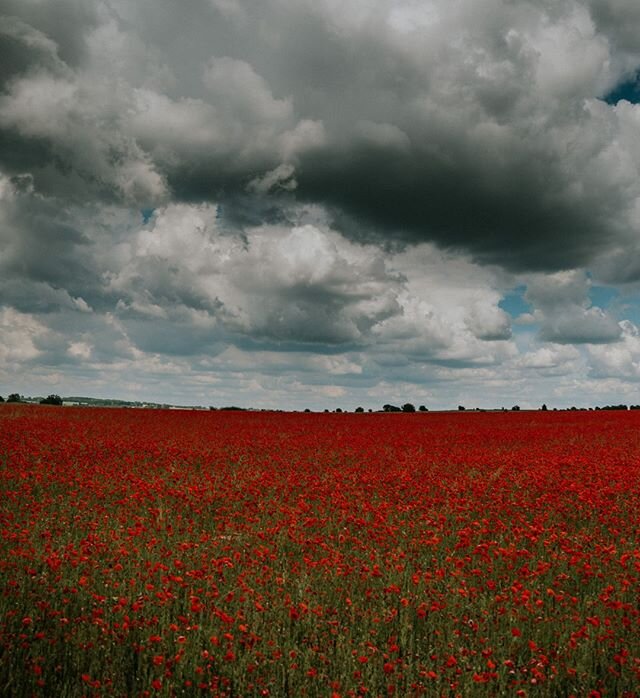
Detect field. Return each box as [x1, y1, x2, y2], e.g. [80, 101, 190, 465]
[1, 405, 639, 697]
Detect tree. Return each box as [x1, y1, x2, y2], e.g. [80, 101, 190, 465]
[458, 405, 466, 411]
[0, 395, 4, 403]
[383, 404, 401, 412]
[355, 406, 364, 413]
[402, 403, 416, 413]
[541, 403, 548, 411]
[512, 405, 520, 411]
[7, 393, 21, 403]
[40, 394, 63, 406]
[418, 405, 428, 412]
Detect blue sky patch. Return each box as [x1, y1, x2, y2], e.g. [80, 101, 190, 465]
[589, 284, 619, 310]
[499, 286, 532, 318]
[603, 75, 640, 105]
[141, 208, 155, 224]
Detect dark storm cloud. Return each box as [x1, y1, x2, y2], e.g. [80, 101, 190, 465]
[0, 177, 94, 289]
[3, 0, 640, 276]
[295, 141, 611, 272]
[0, 278, 90, 315]
[0, 2, 98, 70]
[588, 0, 640, 55]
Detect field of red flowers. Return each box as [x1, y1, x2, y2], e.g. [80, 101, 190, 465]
[1, 405, 639, 697]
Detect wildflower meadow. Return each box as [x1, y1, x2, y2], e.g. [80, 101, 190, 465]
[1, 405, 639, 696]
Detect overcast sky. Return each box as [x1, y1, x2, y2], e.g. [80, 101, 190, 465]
[3, 0, 640, 410]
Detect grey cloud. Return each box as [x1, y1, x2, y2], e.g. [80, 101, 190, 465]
[0, 278, 92, 315]
[0, 176, 94, 290]
[588, 0, 640, 57]
[6, 0, 640, 408]
[0, 305, 48, 363]
[2, 1, 640, 274]
[517, 344, 582, 373]
[587, 319, 640, 378]
[108, 208, 404, 349]
[0, 173, 515, 372]
[117, 315, 224, 357]
[539, 308, 621, 344]
[0, 0, 99, 69]
[0, 15, 64, 85]
[465, 302, 512, 341]
[525, 270, 622, 344]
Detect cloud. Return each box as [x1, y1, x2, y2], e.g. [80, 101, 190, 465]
[4, 0, 640, 408]
[0, 306, 47, 363]
[525, 270, 622, 344]
[465, 302, 512, 341]
[2, 0, 640, 274]
[0, 176, 523, 404]
[539, 307, 622, 345]
[107, 204, 404, 347]
[587, 320, 640, 378]
[516, 344, 581, 372]
[202, 56, 292, 126]
[371, 245, 515, 366]
[67, 340, 93, 361]
[0, 172, 94, 292]
[248, 163, 297, 195]
[103, 208, 518, 365]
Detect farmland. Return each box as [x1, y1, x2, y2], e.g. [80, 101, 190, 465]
[1, 405, 639, 696]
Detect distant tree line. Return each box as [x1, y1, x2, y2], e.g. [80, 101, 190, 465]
[596, 404, 640, 410]
[382, 403, 428, 413]
[3, 394, 640, 412]
[0, 393, 63, 405]
[308, 402, 640, 413]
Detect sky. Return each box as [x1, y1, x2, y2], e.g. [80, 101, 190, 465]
[3, 0, 640, 410]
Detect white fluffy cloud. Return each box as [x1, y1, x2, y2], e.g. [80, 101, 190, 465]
[588, 320, 640, 378]
[105, 204, 401, 345]
[516, 344, 581, 372]
[108, 204, 514, 354]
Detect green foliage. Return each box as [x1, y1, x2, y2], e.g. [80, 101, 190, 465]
[39, 395, 63, 406]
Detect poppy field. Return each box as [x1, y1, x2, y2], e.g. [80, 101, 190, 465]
[1, 405, 639, 697]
